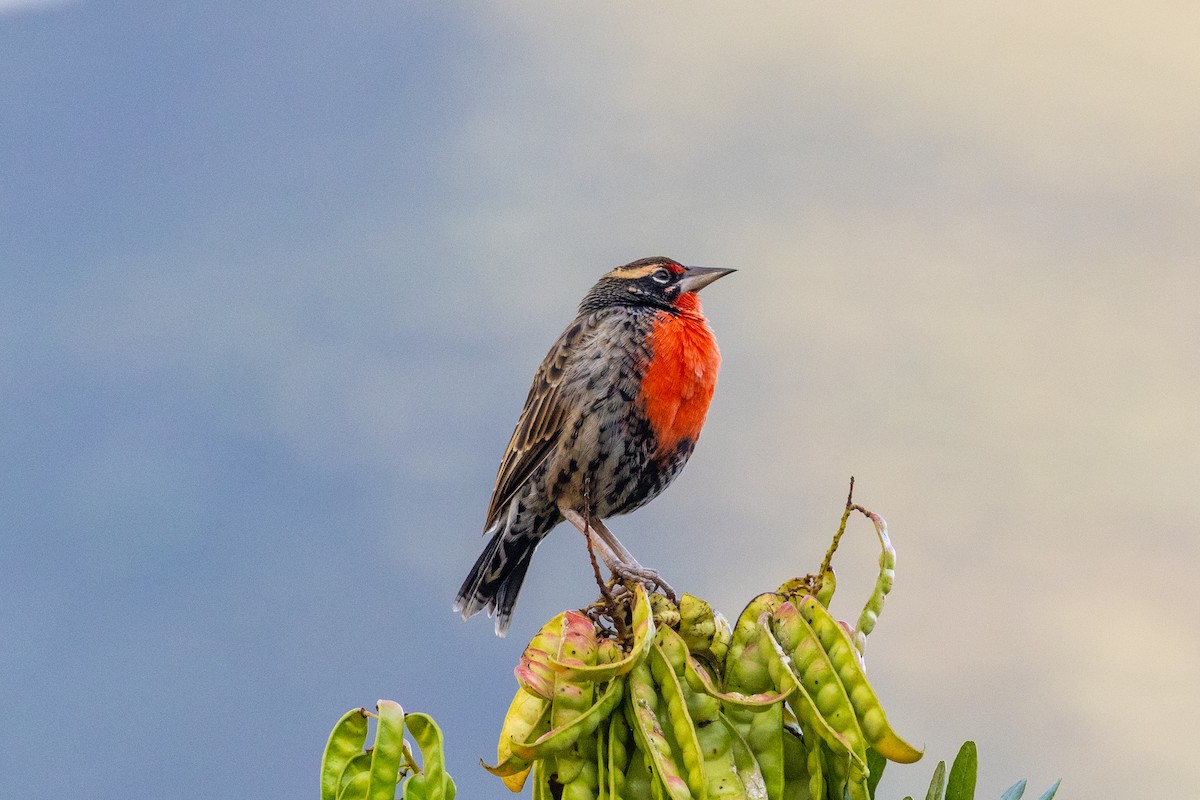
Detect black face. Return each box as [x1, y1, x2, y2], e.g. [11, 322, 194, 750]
[578, 258, 686, 314]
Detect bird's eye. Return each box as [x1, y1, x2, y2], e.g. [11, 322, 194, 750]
[651, 269, 671, 284]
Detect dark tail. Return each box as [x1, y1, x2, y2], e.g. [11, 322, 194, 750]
[452, 525, 539, 637]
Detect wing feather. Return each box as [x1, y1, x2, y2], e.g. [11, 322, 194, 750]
[484, 315, 592, 528]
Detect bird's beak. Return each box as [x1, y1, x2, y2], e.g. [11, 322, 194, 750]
[677, 266, 736, 294]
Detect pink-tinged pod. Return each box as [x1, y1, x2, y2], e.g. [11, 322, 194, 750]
[517, 612, 567, 699]
[625, 656, 695, 800]
[516, 648, 556, 700]
[550, 612, 601, 785]
[548, 584, 657, 683]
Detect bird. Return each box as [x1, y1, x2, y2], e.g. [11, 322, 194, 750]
[453, 256, 734, 636]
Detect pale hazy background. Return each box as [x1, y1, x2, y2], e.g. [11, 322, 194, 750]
[3, 2, 1197, 798]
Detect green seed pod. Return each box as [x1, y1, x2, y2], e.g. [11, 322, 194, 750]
[795, 596, 920, 764]
[657, 627, 749, 800]
[677, 595, 714, 655]
[648, 640, 707, 798]
[367, 700, 407, 800]
[608, 712, 631, 800]
[596, 721, 609, 800]
[402, 774, 428, 800]
[824, 742, 849, 800]
[774, 577, 811, 599]
[338, 753, 373, 800]
[531, 761, 554, 800]
[404, 712, 456, 800]
[677, 595, 733, 675]
[804, 733, 824, 800]
[561, 737, 601, 800]
[725, 594, 782, 684]
[716, 712, 767, 800]
[508, 674, 626, 762]
[853, 510, 896, 654]
[622, 734, 655, 800]
[815, 568, 837, 609]
[779, 724, 807, 800]
[626, 656, 694, 800]
[481, 686, 551, 787]
[650, 592, 682, 630]
[598, 638, 622, 665]
[322, 708, 370, 800]
[723, 599, 786, 800]
[768, 604, 864, 767]
[685, 656, 789, 709]
[561, 652, 611, 800]
[846, 751, 871, 800]
[743, 707, 784, 800]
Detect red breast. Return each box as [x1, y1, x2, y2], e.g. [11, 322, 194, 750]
[640, 292, 721, 457]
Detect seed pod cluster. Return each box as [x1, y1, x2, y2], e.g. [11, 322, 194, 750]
[321, 701, 457, 800]
[486, 511, 921, 799]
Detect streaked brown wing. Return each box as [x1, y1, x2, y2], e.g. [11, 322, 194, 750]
[484, 315, 591, 528]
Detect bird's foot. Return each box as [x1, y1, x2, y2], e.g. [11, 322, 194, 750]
[609, 562, 676, 603]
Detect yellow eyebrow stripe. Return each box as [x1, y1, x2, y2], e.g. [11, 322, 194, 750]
[607, 264, 663, 280]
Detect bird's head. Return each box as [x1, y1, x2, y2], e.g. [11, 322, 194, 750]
[579, 257, 735, 315]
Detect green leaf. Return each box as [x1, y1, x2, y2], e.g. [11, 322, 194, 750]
[322, 709, 370, 800]
[945, 741, 977, 800]
[1035, 779, 1061, 800]
[924, 760, 946, 800]
[368, 701, 406, 800]
[866, 747, 887, 799]
[998, 779, 1027, 800]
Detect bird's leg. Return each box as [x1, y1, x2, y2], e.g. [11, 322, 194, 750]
[591, 518, 676, 601]
[581, 478, 623, 634]
[561, 508, 624, 572]
[589, 518, 641, 567]
[560, 507, 676, 601]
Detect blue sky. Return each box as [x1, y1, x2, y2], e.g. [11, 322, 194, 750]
[4, 2, 1198, 798]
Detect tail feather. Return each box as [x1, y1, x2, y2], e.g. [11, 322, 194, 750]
[453, 525, 540, 637]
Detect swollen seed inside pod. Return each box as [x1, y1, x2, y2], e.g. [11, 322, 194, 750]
[850, 683, 873, 712]
[794, 639, 820, 671]
[816, 682, 843, 716]
[860, 707, 886, 741]
[804, 658, 832, 685]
